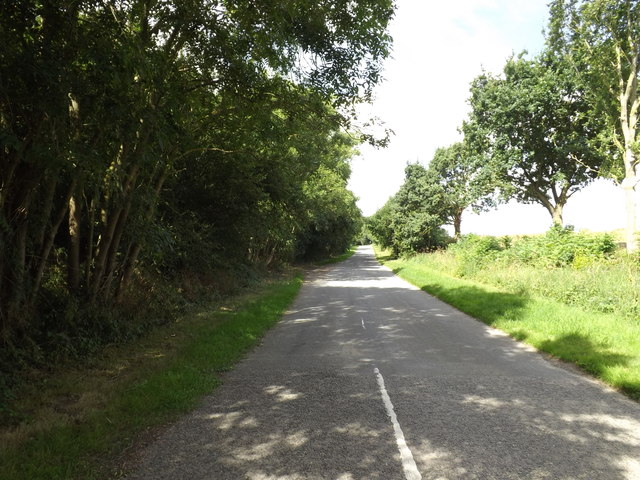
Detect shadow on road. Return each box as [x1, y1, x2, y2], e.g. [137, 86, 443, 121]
[127, 246, 640, 480]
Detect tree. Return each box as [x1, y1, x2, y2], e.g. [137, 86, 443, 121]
[298, 164, 362, 260]
[367, 199, 398, 254]
[368, 163, 449, 256]
[427, 141, 495, 239]
[0, 0, 395, 341]
[162, 81, 363, 269]
[548, 0, 640, 252]
[464, 53, 604, 226]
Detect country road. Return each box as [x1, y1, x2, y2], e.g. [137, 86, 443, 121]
[127, 245, 640, 480]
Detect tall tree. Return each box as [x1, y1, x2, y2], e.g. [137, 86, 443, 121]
[464, 53, 604, 225]
[427, 141, 495, 239]
[368, 163, 449, 256]
[0, 0, 395, 340]
[367, 198, 398, 254]
[548, 0, 640, 252]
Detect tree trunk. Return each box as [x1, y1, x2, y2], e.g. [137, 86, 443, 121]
[115, 168, 168, 301]
[89, 164, 139, 300]
[68, 193, 82, 290]
[621, 170, 638, 253]
[551, 205, 564, 226]
[453, 209, 463, 240]
[90, 206, 124, 300]
[9, 187, 34, 326]
[617, 43, 638, 253]
[34, 175, 58, 251]
[11, 221, 28, 317]
[101, 193, 135, 299]
[85, 189, 98, 287]
[30, 178, 77, 305]
[0, 154, 21, 211]
[539, 200, 564, 226]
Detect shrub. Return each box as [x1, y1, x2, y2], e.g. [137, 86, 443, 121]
[501, 226, 616, 268]
[408, 227, 638, 320]
[449, 234, 503, 276]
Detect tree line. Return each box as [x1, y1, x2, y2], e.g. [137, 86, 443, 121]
[0, 1, 394, 371]
[369, 0, 639, 255]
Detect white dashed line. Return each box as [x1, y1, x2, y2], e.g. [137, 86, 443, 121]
[374, 367, 422, 480]
[361, 318, 366, 329]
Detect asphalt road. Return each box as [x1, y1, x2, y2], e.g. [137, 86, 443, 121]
[127, 245, 640, 480]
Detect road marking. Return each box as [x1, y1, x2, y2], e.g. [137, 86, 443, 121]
[361, 318, 366, 329]
[374, 367, 422, 480]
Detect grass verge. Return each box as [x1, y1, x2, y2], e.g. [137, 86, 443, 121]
[375, 246, 640, 400]
[0, 273, 303, 480]
[314, 245, 358, 266]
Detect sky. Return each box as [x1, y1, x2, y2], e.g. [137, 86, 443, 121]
[347, 0, 639, 235]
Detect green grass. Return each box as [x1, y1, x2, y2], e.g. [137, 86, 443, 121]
[375, 246, 640, 400]
[314, 245, 358, 265]
[0, 274, 303, 480]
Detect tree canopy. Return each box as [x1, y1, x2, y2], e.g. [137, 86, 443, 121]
[0, 1, 395, 365]
[368, 163, 450, 256]
[427, 141, 495, 238]
[547, 0, 640, 251]
[464, 53, 604, 226]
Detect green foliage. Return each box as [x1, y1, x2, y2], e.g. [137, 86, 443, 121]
[378, 247, 640, 400]
[297, 151, 363, 260]
[367, 200, 398, 253]
[546, 0, 640, 252]
[449, 234, 503, 275]
[427, 141, 497, 236]
[464, 52, 604, 225]
[0, 0, 394, 385]
[313, 246, 358, 266]
[500, 226, 616, 268]
[449, 227, 616, 277]
[0, 274, 303, 480]
[355, 222, 374, 246]
[403, 227, 634, 319]
[367, 163, 451, 256]
[547, 0, 640, 178]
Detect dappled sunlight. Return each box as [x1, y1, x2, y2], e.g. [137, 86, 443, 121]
[205, 411, 259, 431]
[230, 435, 282, 461]
[391, 376, 640, 480]
[129, 245, 640, 480]
[263, 385, 304, 402]
[556, 412, 640, 445]
[333, 422, 382, 438]
[618, 457, 640, 479]
[246, 471, 308, 480]
[461, 394, 510, 410]
[290, 317, 316, 324]
[412, 442, 468, 478]
[314, 277, 420, 290]
[129, 369, 402, 479]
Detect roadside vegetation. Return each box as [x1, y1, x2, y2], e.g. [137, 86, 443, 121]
[314, 246, 359, 266]
[368, 1, 639, 259]
[366, 0, 640, 400]
[0, 273, 303, 480]
[0, 0, 394, 420]
[375, 228, 640, 400]
[1, 1, 392, 477]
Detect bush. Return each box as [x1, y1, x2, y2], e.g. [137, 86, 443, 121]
[449, 234, 503, 275]
[502, 226, 616, 268]
[409, 227, 638, 320]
